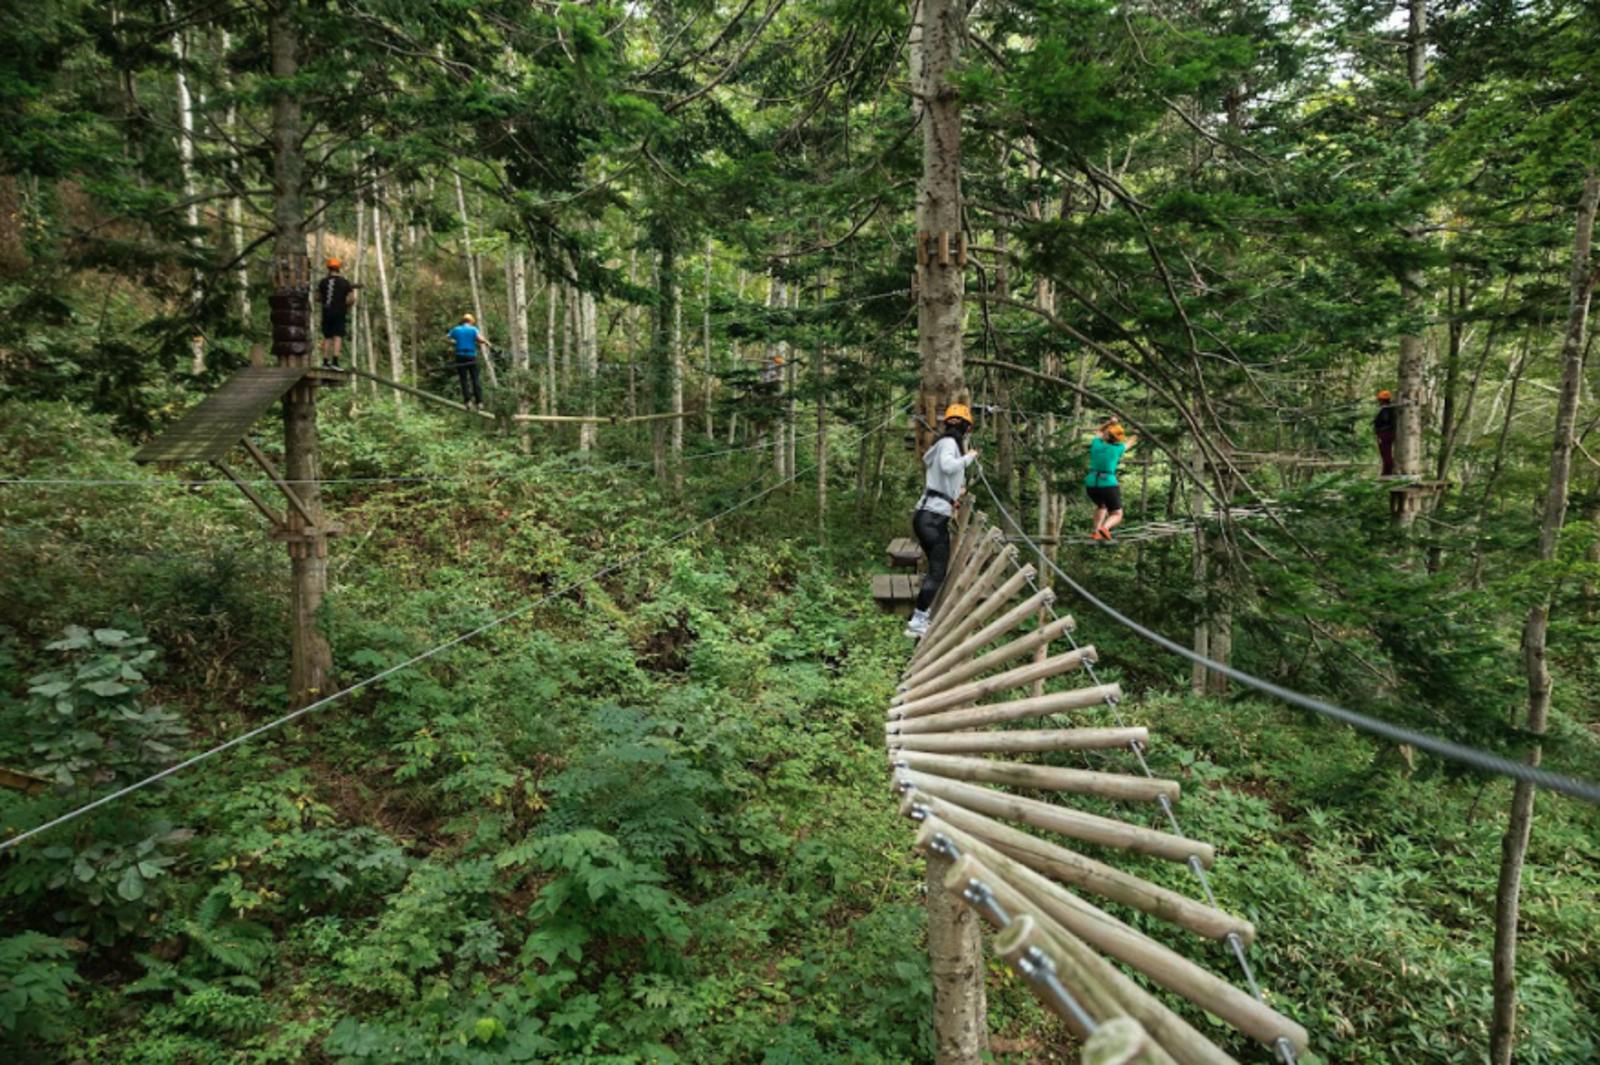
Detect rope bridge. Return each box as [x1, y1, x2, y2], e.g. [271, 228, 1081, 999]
[886, 504, 1308, 1063]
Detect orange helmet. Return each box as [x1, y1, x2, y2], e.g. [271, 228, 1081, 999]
[326, 257, 341, 271]
[943, 403, 973, 424]
[1104, 422, 1127, 442]
[1377, 389, 1393, 401]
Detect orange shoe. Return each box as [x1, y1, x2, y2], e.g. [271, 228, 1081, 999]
[1090, 528, 1107, 541]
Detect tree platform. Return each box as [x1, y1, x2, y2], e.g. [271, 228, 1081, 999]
[872, 573, 920, 615]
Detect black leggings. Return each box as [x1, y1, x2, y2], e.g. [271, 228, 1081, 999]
[456, 359, 482, 405]
[912, 508, 952, 612]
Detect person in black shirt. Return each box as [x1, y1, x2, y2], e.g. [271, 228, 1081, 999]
[315, 258, 357, 368]
[1373, 389, 1397, 476]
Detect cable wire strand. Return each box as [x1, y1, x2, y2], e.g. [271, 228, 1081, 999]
[973, 464, 1600, 806]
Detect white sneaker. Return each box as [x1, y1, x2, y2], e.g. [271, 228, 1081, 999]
[904, 609, 930, 639]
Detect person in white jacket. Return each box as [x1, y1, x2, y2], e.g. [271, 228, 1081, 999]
[905, 403, 980, 638]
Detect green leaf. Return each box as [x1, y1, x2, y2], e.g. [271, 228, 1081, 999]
[116, 866, 145, 901]
[84, 680, 130, 697]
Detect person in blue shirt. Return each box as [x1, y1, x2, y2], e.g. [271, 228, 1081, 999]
[1085, 419, 1136, 542]
[446, 313, 488, 409]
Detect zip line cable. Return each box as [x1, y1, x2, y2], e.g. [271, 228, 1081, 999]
[0, 405, 908, 854]
[969, 462, 1299, 1063]
[972, 465, 1600, 806]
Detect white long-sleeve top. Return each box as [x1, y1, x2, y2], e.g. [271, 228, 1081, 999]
[917, 435, 977, 516]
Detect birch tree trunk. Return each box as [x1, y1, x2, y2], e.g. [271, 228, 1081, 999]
[546, 277, 559, 415]
[815, 285, 827, 539]
[579, 289, 599, 453]
[671, 274, 685, 491]
[370, 186, 404, 400]
[1490, 170, 1599, 1065]
[169, 16, 204, 373]
[220, 30, 250, 327]
[351, 189, 370, 397]
[626, 250, 638, 419]
[510, 249, 530, 440]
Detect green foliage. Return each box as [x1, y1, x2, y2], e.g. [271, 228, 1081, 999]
[20, 625, 186, 787]
[0, 933, 79, 1040]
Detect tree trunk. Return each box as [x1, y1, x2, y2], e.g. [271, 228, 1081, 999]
[703, 237, 715, 440]
[914, 0, 982, 1055]
[511, 249, 531, 444]
[815, 277, 827, 539]
[652, 245, 676, 487]
[785, 282, 798, 482]
[672, 273, 684, 489]
[626, 250, 638, 420]
[1393, 0, 1430, 502]
[169, 15, 204, 373]
[370, 187, 403, 397]
[579, 288, 599, 453]
[351, 187, 370, 399]
[913, 0, 967, 451]
[268, 1, 331, 706]
[546, 277, 559, 416]
[1491, 171, 1599, 1065]
[220, 31, 250, 328]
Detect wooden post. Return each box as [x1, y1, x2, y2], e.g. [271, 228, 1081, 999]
[926, 846, 987, 1064]
[268, 2, 332, 707]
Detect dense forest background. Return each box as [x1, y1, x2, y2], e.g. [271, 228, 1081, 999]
[2, 1, 1597, 1062]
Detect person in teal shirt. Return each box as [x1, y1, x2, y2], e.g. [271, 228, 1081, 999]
[1085, 419, 1135, 541]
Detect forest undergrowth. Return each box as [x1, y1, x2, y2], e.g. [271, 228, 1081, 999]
[2, 403, 1597, 1064]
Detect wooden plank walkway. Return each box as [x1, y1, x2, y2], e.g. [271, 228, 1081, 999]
[887, 536, 923, 568]
[135, 367, 310, 463]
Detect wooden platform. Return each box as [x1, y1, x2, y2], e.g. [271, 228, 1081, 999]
[872, 572, 920, 615]
[887, 537, 924, 568]
[135, 366, 310, 463]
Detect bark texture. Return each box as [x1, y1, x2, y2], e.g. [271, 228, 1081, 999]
[914, 0, 966, 449]
[926, 852, 987, 1065]
[269, 1, 332, 706]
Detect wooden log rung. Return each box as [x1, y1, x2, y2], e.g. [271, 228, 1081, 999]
[899, 597, 1070, 701]
[901, 791, 1251, 944]
[889, 681, 1122, 736]
[894, 749, 1178, 804]
[888, 726, 1147, 755]
[898, 768, 1213, 866]
[912, 560, 1035, 675]
[892, 646, 1097, 721]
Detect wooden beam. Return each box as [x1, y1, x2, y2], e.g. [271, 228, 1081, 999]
[239, 438, 317, 527]
[340, 364, 495, 418]
[0, 766, 53, 795]
[212, 461, 285, 530]
[911, 561, 1035, 678]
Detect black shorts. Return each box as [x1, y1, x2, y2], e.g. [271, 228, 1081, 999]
[1085, 484, 1123, 512]
[321, 311, 348, 339]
